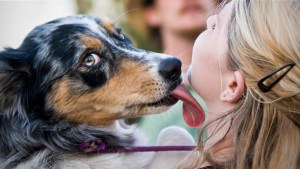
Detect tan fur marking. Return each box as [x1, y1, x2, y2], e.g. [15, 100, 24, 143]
[80, 36, 103, 50]
[100, 18, 116, 34]
[48, 59, 168, 126]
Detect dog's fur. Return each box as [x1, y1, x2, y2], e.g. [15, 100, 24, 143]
[0, 16, 194, 169]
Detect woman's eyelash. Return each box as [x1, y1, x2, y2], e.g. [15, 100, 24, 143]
[211, 23, 216, 30]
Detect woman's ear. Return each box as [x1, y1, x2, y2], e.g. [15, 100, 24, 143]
[144, 6, 161, 27]
[220, 71, 245, 103]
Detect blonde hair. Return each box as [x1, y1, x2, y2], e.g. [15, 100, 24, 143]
[194, 0, 300, 169]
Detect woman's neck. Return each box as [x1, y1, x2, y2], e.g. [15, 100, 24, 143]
[200, 120, 234, 167]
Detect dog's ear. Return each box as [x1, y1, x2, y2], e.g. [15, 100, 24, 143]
[0, 48, 32, 113]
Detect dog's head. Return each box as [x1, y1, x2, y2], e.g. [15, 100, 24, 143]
[0, 15, 182, 126]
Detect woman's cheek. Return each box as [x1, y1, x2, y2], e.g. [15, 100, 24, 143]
[189, 31, 214, 96]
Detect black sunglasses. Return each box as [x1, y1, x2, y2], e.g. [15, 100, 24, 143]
[257, 61, 296, 93]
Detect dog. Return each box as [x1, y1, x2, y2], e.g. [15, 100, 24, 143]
[0, 15, 196, 169]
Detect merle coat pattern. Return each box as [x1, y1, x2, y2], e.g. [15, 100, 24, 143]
[0, 16, 194, 169]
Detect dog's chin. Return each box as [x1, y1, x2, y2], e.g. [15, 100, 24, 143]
[124, 96, 179, 118]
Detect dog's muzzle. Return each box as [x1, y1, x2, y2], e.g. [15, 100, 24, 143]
[158, 57, 182, 81]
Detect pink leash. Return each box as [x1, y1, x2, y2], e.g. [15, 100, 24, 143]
[80, 139, 196, 153]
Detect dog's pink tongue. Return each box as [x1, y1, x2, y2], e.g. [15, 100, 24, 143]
[171, 84, 205, 127]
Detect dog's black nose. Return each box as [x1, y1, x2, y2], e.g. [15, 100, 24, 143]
[159, 58, 182, 81]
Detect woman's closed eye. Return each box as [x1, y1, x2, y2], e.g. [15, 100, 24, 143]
[211, 23, 216, 30]
[206, 15, 217, 30]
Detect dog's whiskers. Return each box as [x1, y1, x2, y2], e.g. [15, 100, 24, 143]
[113, 8, 139, 24]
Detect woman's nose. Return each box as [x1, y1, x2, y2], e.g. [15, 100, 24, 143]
[206, 15, 217, 30]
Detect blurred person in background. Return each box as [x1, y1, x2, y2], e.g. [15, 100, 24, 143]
[124, 0, 221, 144]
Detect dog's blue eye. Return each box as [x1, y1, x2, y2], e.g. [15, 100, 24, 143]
[84, 53, 101, 66]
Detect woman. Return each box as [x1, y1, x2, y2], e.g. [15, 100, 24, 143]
[186, 0, 300, 168]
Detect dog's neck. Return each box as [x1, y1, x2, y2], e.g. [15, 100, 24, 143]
[0, 115, 135, 168]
